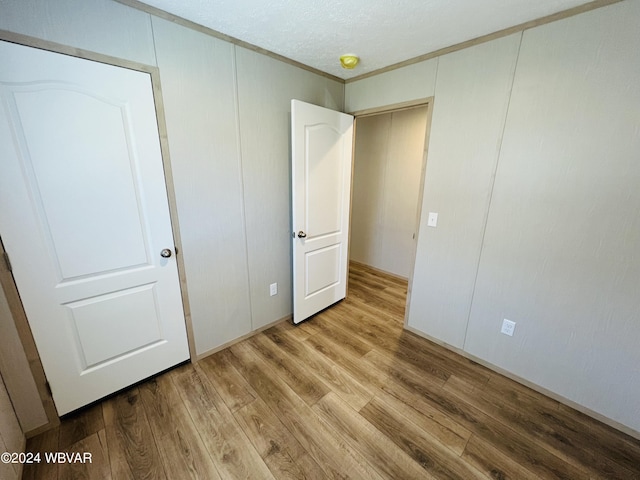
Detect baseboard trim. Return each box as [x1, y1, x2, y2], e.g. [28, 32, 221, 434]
[404, 325, 640, 441]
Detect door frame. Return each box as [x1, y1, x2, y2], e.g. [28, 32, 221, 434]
[348, 97, 435, 328]
[0, 29, 196, 434]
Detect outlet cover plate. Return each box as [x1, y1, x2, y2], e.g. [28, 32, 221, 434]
[501, 319, 516, 336]
[270, 283, 278, 296]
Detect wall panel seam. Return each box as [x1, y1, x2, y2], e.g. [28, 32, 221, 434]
[231, 45, 256, 332]
[148, 10, 159, 67]
[461, 31, 525, 350]
[379, 113, 393, 263]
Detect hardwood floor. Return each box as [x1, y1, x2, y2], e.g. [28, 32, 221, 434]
[23, 262, 640, 479]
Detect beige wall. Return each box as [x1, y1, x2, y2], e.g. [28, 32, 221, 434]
[351, 107, 428, 277]
[348, 0, 640, 435]
[150, 18, 253, 354]
[0, 0, 156, 65]
[464, 1, 640, 435]
[0, 373, 24, 480]
[345, 60, 437, 113]
[409, 33, 520, 347]
[0, 287, 47, 432]
[0, 0, 343, 429]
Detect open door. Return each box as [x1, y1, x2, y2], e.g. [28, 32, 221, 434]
[291, 100, 354, 323]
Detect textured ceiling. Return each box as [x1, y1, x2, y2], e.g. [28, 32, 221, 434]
[136, 0, 593, 79]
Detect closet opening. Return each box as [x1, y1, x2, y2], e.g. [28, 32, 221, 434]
[348, 100, 433, 324]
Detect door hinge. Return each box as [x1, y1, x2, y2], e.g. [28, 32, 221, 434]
[2, 251, 11, 272]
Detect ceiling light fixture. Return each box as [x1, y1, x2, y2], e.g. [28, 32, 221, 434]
[339, 54, 359, 69]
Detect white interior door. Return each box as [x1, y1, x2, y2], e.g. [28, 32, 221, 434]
[0, 41, 189, 415]
[291, 100, 354, 323]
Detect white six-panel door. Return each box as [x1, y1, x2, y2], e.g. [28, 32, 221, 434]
[0, 41, 189, 414]
[291, 100, 354, 323]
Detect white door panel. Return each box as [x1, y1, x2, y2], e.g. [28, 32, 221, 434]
[291, 100, 353, 323]
[0, 41, 189, 415]
[305, 124, 345, 235]
[10, 86, 150, 278]
[305, 243, 342, 295]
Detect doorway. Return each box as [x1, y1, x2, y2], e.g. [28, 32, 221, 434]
[350, 103, 431, 283]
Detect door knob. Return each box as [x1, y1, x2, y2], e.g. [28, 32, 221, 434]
[160, 248, 173, 258]
[297, 231, 307, 238]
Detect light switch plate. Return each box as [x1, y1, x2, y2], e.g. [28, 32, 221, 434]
[270, 283, 278, 296]
[427, 212, 438, 227]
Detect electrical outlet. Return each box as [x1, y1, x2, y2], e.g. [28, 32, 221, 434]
[427, 212, 438, 227]
[270, 282, 278, 296]
[501, 319, 516, 336]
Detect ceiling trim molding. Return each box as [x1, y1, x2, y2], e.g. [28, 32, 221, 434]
[115, 0, 345, 83]
[345, 0, 623, 83]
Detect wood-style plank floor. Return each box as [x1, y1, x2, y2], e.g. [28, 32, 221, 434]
[23, 262, 640, 479]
